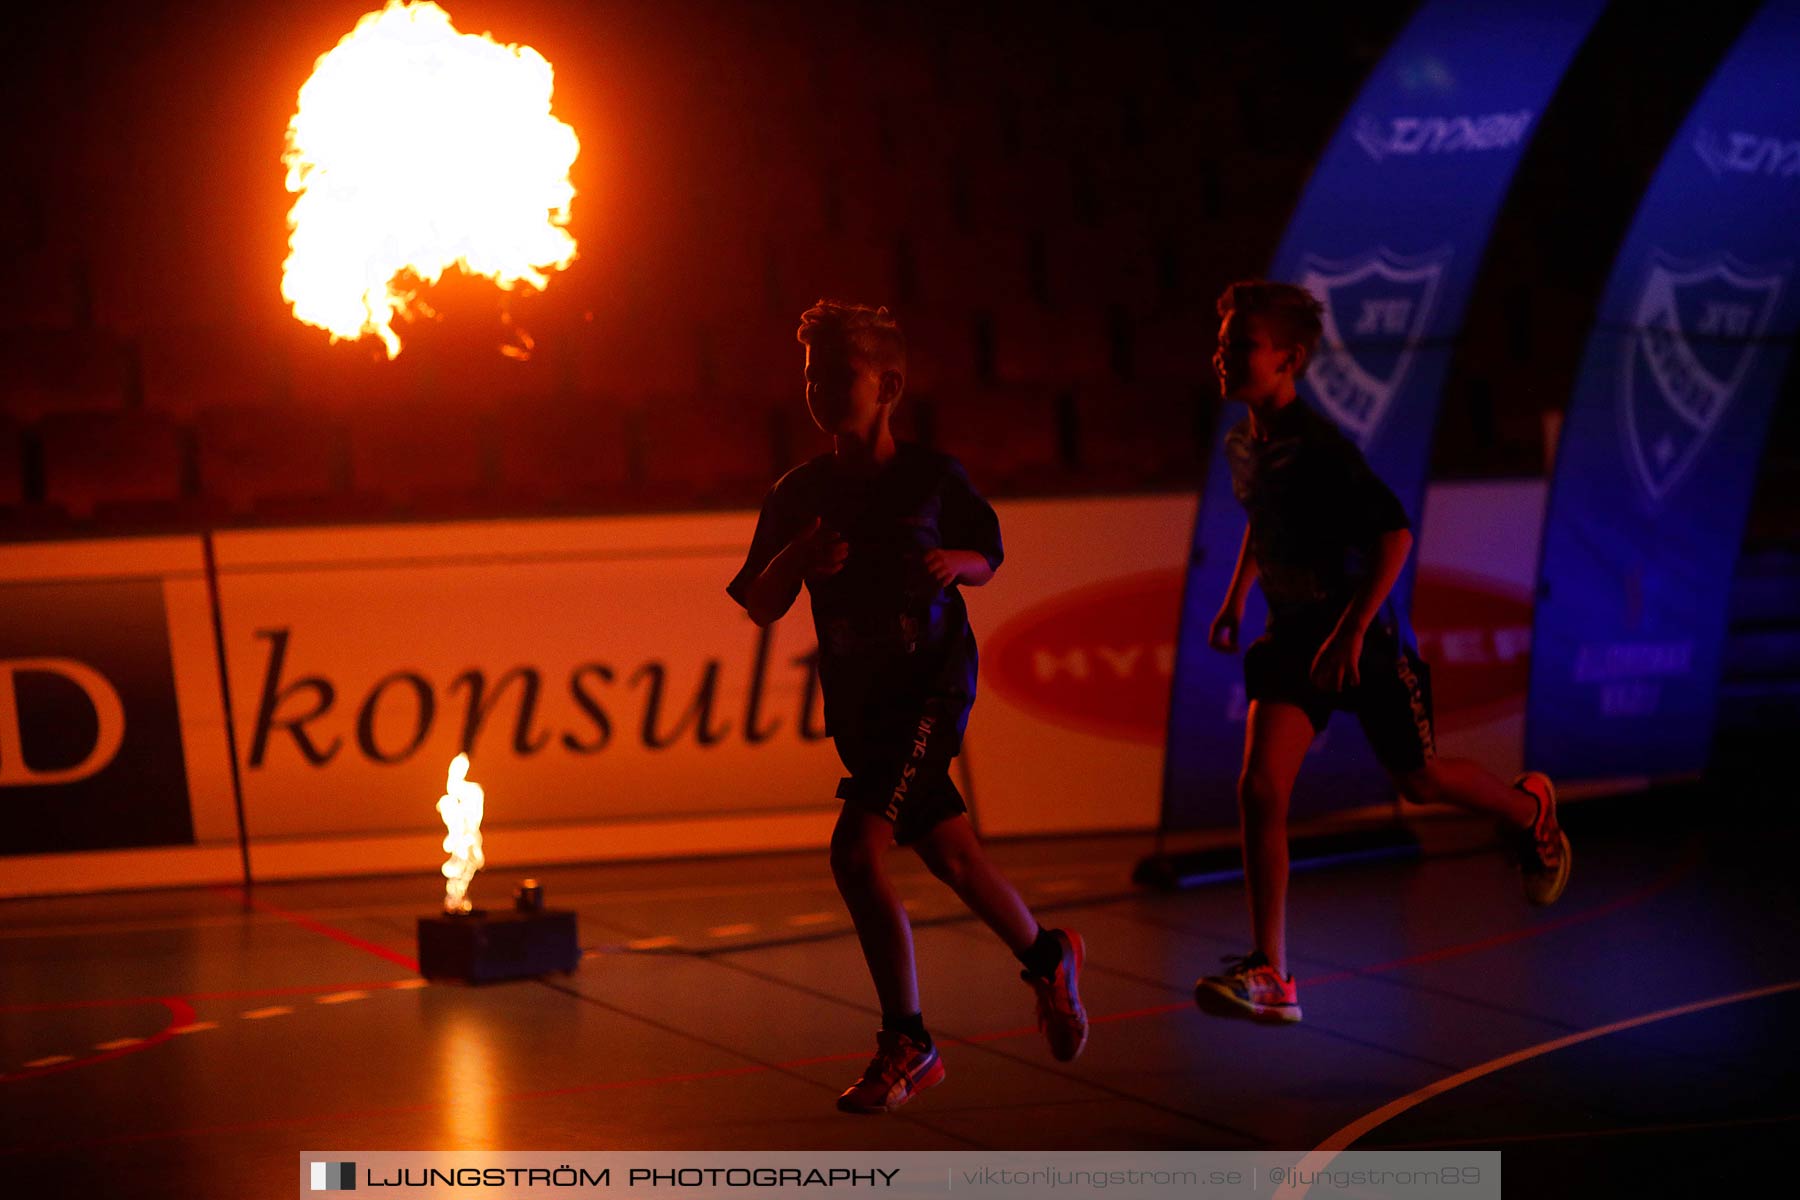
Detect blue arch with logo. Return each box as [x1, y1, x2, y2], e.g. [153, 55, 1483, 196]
[1161, 0, 1607, 830]
[1526, 0, 1800, 783]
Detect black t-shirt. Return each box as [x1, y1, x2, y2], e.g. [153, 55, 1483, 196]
[727, 443, 1004, 739]
[1225, 399, 1411, 634]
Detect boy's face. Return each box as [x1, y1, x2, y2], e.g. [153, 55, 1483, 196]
[804, 339, 890, 436]
[1214, 311, 1299, 402]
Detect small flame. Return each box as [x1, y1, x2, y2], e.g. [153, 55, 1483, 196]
[281, 0, 580, 358]
[437, 753, 486, 914]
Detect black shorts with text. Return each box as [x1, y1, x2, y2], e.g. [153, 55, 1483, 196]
[833, 701, 968, 845]
[1243, 624, 1436, 774]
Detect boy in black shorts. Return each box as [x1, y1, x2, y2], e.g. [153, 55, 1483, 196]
[728, 300, 1087, 1113]
[1193, 280, 1572, 1025]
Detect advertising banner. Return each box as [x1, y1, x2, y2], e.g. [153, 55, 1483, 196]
[0, 537, 240, 896]
[1164, 0, 1607, 828]
[1, 482, 1547, 896]
[965, 496, 1194, 835]
[212, 515, 847, 880]
[213, 497, 1202, 874]
[1409, 481, 1545, 780]
[1527, 0, 1800, 781]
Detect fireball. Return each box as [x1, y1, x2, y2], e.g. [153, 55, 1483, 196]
[281, 1, 580, 358]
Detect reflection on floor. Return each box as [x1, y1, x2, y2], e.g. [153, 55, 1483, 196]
[3, 804, 1794, 1198]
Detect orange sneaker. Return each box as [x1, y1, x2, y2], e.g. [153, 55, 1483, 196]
[1512, 771, 1572, 907]
[836, 1031, 945, 1114]
[1194, 951, 1301, 1024]
[1021, 928, 1089, 1061]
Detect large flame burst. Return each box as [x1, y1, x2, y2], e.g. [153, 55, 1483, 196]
[281, 1, 580, 358]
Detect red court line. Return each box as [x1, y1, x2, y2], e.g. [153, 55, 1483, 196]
[1, 890, 418, 1088]
[208, 884, 419, 972]
[966, 855, 1702, 1035]
[0, 997, 196, 1085]
[0, 855, 1698, 1143]
[1294, 855, 1697, 988]
[3, 851, 1696, 1113]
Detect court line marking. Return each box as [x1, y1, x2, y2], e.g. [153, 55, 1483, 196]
[0, 997, 195, 1085]
[207, 885, 419, 972]
[0, 864, 1124, 941]
[962, 860, 1701, 1037]
[1294, 863, 1694, 987]
[0, 850, 1698, 1095]
[0, 977, 430, 1017]
[1274, 979, 1800, 1199]
[11, 965, 1783, 1154]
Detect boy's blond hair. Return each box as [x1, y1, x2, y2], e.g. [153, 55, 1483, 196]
[795, 300, 907, 374]
[1217, 280, 1325, 376]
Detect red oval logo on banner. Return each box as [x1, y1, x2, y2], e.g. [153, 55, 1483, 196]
[984, 567, 1532, 744]
[984, 570, 1184, 746]
[1411, 569, 1533, 732]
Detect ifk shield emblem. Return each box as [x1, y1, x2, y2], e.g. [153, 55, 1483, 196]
[1296, 247, 1452, 447]
[1620, 252, 1785, 503]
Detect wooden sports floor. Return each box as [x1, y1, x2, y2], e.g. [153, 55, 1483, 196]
[3, 798, 1793, 1198]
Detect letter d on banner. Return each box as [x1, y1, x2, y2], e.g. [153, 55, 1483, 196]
[0, 658, 128, 786]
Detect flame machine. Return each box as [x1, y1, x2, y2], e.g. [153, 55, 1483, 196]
[416, 755, 580, 983]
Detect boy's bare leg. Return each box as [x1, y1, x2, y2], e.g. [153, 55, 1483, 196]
[1240, 700, 1315, 978]
[912, 815, 1038, 954]
[1393, 759, 1535, 827]
[830, 805, 919, 1015]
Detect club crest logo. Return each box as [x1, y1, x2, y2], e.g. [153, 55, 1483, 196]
[1620, 252, 1786, 503]
[1296, 247, 1452, 447]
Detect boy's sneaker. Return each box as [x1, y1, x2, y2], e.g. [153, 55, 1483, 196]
[836, 1031, 945, 1114]
[1512, 771, 1571, 907]
[1194, 951, 1301, 1024]
[1021, 928, 1088, 1061]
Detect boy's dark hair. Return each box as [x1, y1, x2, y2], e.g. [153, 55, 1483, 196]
[795, 300, 907, 374]
[1217, 280, 1325, 376]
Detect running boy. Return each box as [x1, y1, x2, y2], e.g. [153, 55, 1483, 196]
[727, 300, 1087, 1113]
[1195, 280, 1571, 1025]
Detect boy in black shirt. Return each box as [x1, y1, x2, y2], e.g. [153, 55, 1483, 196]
[1194, 281, 1572, 1025]
[728, 300, 1087, 1113]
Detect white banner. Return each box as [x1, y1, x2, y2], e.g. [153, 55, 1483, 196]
[0, 482, 1546, 895]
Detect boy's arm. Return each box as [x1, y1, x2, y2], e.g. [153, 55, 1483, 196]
[1223, 522, 1260, 614]
[743, 542, 808, 627]
[1312, 527, 1412, 689]
[1336, 527, 1412, 638]
[1208, 522, 1259, 652]
[744, 517, 843, 626]
[1311, 430, 1413, 688]
[931, 459, 1004, 588]
[922, 548, 995, 588]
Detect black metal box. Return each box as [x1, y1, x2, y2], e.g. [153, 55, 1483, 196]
[416, 908, 580, 983]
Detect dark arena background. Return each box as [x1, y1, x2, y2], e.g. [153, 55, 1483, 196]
[3, 1, 1798, 1197]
